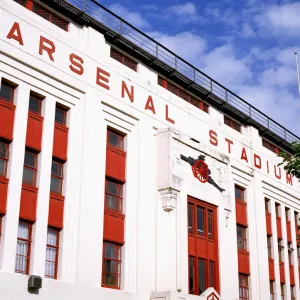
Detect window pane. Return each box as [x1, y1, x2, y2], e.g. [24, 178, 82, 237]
[0, 83, 13, 102]
[24, 152, 35, 167]
[197, 207, 204, 235]
[33, 3, 51, 20]
[209, 261, 214, 288]
[23, 167, 35, 185]
[208, 210, 213, 238]
[188, 204, 194, 233]
[55, 107, 66, 125]
[198, 259, 206, 295]
[0, 159, 6, 177]
[51, 161, 62, 177]
[107, 181, 118, 195]
[0, 143, 8, 158]
[108, 131, 119, 148]
[29, 96, 41, 114]
[47, 228, 58, 246]
[50, 176, 62, 193]
[189, 256, 195, 294]
[105, 195, 119, 211]
[235, 187, 243, 201]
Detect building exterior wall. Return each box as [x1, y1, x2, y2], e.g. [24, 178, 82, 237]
[0, 1, 299, 300]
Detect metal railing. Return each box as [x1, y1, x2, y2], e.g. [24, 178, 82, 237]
[63, 0, 299, 144]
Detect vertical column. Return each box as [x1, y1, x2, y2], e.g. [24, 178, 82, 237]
[30, 97, 56, 275]
[249, 174, 269, 299]
[0, 84, 30, 271]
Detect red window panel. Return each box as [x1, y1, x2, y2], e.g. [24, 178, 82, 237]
[0, 81, 14, 103]
[237, 225, 247, 250]
[28, 94, 43, 115]
[110, 48, 137, 72]
[270, 281, 275, 300]
[102, 242, 122, 289]
[224, 116, 241, 132]
[239, 274, 249, 300]
[278, 239, 284, 263]
[45, 227, 59, 279]
[50, 160, 63, 194]
[55, 106, 68, 126]
[235, 185, 245, 202]
[105, 179, 123, 214]
[285, 208, 290, 221]
[0, 142, 9, 178]
[107, 129, 124, 151]
[280, 284, 285, 300]
[267, 236, 272, 259]
[14, 0, 69, 31]
[22, 150, 37, 186]
[262, 139, 279, 154]
[15, 220, 32, 274]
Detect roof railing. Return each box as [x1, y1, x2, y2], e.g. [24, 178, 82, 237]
[58, 0, 299, 145]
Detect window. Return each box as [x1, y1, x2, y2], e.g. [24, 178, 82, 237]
[239, 274, 249, 300]
[14, 0, 69, 31]
[105, 179, 123, 214]
[188, 203, 194, 233]
[0, 142, 9, 177]
[55, 105, 67, 126]
[265, 198, 270, 213]
[158, 76, 209, 113]
[270, 281, 275, 300]
[29, 94, 43, 115]
[288, 243, 293, 265]
[110, 48, 137, 71]
[267, 236, 272, 259]
[208, 210, 213, 239]
[275, 203, 280, 218]
[285, 208, 290, 222]
[189, 256, 195, 294]
[291, 285, 295, 300]
[280, 284, 284, 300]
[45, 227, 59, 279]
[198, 258, 206, 294]
[102, 242, 121, 289]
[0, 80, 14, 103]
[235, 185, 245, 202]
[237, 225, 247, 250]
[294, 212, 299, 229]
[22, 151, 37, 186]
[107, 129, 124, 150]
[50, 160, 63, 194]
[278, 240, 284, 262]
[297, 246, 300, 266]
[262, 139, 278, 154]
[224, 116, 241, 132]
[197, 206, 205, 236]
[15, 221, 32, 274]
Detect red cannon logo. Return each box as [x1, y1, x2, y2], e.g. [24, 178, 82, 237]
[192, 159, 209, 183]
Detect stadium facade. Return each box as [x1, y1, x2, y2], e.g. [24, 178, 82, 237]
[0, 0, 300, 299]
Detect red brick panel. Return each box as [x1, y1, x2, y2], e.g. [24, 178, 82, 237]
[236, 201, 247, 226]
[0, 100, 15, 141]
[279, 262, 285, 283]
[53, 123, 68, 161]
[48, 192, 65, 229]
[238, 250, 250, 275]
[103, 212, 125, 244]
[269, 258, 275, 281]
[265, 213, 272, 236]
[277, 217, 282, 239]
[106, 146, 126, 182]
[286, 221, 292, 243]
[0, 177, 9, 214]
[26, 111, 43, 151]
[290, 265, 295, 286]
[19, 184, 38, 222]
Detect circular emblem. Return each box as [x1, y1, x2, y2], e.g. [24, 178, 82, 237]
[192, 160, 209, 183]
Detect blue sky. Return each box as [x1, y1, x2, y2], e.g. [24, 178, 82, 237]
[94, 0, 300, 136]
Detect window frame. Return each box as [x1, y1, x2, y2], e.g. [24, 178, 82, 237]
[239, 274, 249, 300]
[278, 239, 284, 263]
[265, 198, 270, 213]
[288, 243, 293, 265]
[102, 241, 122, 289]
[15, 220, 32, 275]
[55, 106, 68, 126]
[0, 80, 15, 103]
[28, 93, 43, 115]
[107, 129, 125, 151]
[280, 284, 284, 300]
[237, 225, 247, 251]
[50, 160, 64, 195]
[0, 141, 9, 178]
[267, 236, 272, 259]
[105, 178, 123, 214]
[224, 115, 241, 132]
[291, 285, 295, 300]
[275, 203, 280, 218]
[110, 48, 138, 72]
[45, 227, 60, 279]
[235, 185, 245, 203]
[23, 150, 38, 186]
[270, 281, 275, 300]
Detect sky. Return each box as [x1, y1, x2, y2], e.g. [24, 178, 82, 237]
[91, 0, 300, 136]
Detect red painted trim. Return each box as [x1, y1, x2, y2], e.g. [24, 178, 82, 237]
[0, 177, 9, 215]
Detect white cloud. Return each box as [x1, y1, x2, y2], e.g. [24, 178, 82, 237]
[108, 3, 150, 29]
[241, 23, 256, 37]
[166, 3, 198, 18]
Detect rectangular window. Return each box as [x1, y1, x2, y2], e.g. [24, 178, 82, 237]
[14, 0, 69, 31]
[105, 179, 123, 214]
[209, 261, 214, 287]
[102, 242, 121, 289]
[50, 160, 63, 194]
[285, 208, 290, 221]
[29, 94, 43, 115]
[288, 243, 293, 265]
[275, 203, 280, 218]
[198, 258, 206, 295]
[188, 203, 194, 233]
[278, 239, 284, 262]
[294, 212, 299, 229]
[298, 246, 300, 266]
[237, 225, 247, 250]
[280, 284, 284, 300]
[224, 116, 241, 132]
[158, 76, 209, 113]
[0, 142, 9, 177]
[267, 236, 272, 259]
[239, 274, 249, 300]
[208, 210, 213, 239]
[197, 206, 205, 236]
[265, 198, 270, 213]
[0, 80, 14, 103]
[55, 105, 67, 126]
[15, 221, 31, 274]
[107, 129, 124, 150]
[110, 48, 137, 71]
[22, 151, 37, 186]
[262, 139, 278, 154]
[235, 185, 245, 202]
[270, 281, 275, 300]
[189, 256, 195, 294]
[291, 285, 295, 300]
[45, 227, 59, 279]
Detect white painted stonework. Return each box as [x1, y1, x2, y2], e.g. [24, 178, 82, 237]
[0, 1, 299, 300]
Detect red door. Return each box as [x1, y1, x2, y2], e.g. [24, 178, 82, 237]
[187, 196, 219, 295]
